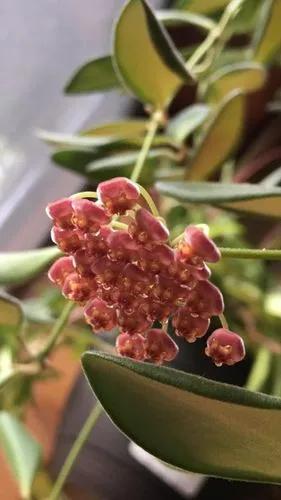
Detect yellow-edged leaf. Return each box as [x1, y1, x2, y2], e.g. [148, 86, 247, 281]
[253, 0, 281, 62]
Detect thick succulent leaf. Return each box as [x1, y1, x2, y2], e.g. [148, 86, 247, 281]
[176, 0, 229, 14]
[0, 412, 41, 498]
[156, 9, 215, 30]
[52, 149, 100, 175]
[0, 292, 23, 328]
[82, 352, 281, 484]
[206, 63, 266, 102]
[187, 92, 245, 180]
[64, 56, 120, 94]
[157, 181, 281, 218]
[38, 130, 126, 149]
[167, 104, 210, 142]
[113, 0, 194, 107]
[253, 0, 281, 63]
[0, 247, 60, 286]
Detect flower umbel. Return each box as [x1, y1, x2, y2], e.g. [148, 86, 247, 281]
[47, 177, 245, 366]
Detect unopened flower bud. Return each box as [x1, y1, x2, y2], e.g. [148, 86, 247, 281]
[107, 230, 138, 262]
[51, 226, 83, 254]
[72, 249, 97, 277]
[71, 199, 110, 233]
[97, 177, 140, 214]
[129, 208, 169, 246]
[205, 328, 245, 366]
[138, 244, 175, 274]
[62, 272, 97, 304]
[46, 198, 73, 229]
[84, 298, 117, 331]
[117, 309, 152, 335]
[187, 280, 224, 318]
[48, 256, 75, 286]
[92, 256, 123, 287]
[145, 329, 178, 363]
[84, 226, 111, 256]
[116, 332, 146, 360]
[172, 309, 210, 342]
[182, 225, 221, 263]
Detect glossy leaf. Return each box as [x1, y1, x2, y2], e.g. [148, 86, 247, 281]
[113, 0, 194, 107]
[187, 92, 245, 180]
[156, 181, 281, 218]
[0, 412, 41, 498]
[52, 149, 100, 176]
[167, 104, 210, 142]
[206, 63, 266, 102]
[156, 9, 215, 30]
[0, 292, 23, 328]
[0, 247, 60, 286]
[253, 0, 281, 63]
[82, 352, 281, 484]
[64, 56, 120, 94]
[38, 129, 126, 149]
[0, 348, 16, 390]
[81, 120, 148, 138]
[176, 0, 229, 14]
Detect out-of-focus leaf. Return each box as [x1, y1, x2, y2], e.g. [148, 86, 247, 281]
[52, 149, 99, 175]
[246, 347, 272, 393]
[0, 348, 15, 390]
[167, 104, 210, 142]
[38, 130, 125, 149]
[264, 290, 281, 318]
[253, 0, 281, 63]
[187, 92, 245, 180]
[0, 292, 23, 328]
[22, 299, 54, 324]
[81, 120, 148, 138]
[64, 55, 120, 94]
[156, 9, 215, 30]
[113, 0, 194, 107]
[231, 0, 261, 33]
[206, 63, 266, 102]
[0, 247, 60, 286]
[82, 351, 281, 484]
[0, 412, 41, 498]
[261, 167, 281, 187]
[156, 181, 281, 218]
[175, 0, 229, 14]
[86, 149, 173, 183]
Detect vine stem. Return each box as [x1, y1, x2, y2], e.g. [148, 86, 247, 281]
[70, 191, 97, 199]
[219, 247, 281, 260]
[219, 313, 229, 329]
[48, 403, 103, 500]
[36, 301, 75, 361]
[137, 184, 160, 217]
[130, 110, 163, 183]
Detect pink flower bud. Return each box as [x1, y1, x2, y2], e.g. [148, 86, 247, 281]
[129, 208, 169, 246]
[92, 256, 123, 287]
[117, 309, 152, 335]
[120, 263, 152, 295]
[145, 329, 178, 364]
[71, 199, 110, 233]
[46, 198, 73, 229]
[48, 256, 75, 286]
[172, 308, 210, 342]
[138, 244, 175, 274]
[62, 272, 97, 304]
[183, 226, 221, 263]
[51, 226, 83, 254]
[84, 226, 111, 256]
[187, 280, 224, 318]
[205, 328, 245, 366]
[151, 275, 188, 308]
[97, 177, 140, 214]
[84, 298, 117, 331]
[72, 250, 97, 277]
[107, 230, 138, 262]
[116, 332, 146, 360]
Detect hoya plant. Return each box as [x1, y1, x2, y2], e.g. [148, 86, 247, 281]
[1, 0, 281, 498]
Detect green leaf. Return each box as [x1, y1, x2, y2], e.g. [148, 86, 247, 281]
[0, 292, 23, 328]
[113, 0, 194, 107]
[0, 348, 16, 390]
[38, 130, 126, 149]
[253, 0, 281, 63]
[0, 247, 61, 286]
[187, 92, 245, 180]
[156, 9, 215, 30]
[52, 149, 99, 176]
[0, 412, 41, 498]
[82, 352, 281, 484]
[176, 0, 229, 14]
[81, 120, 148, 138]
[156, 181, 281, 218]
[64, 56, 120, 94]
[167, 104, 210, 142]
[86, 149, 173, 183]
[206, 63, 267, 102]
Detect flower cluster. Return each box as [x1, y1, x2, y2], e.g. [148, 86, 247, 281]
[47, 177, 245, 366]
